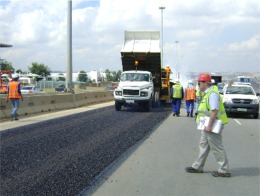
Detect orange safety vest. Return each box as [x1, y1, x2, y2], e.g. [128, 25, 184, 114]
[185, 87, 196, 101]
[8, 81, 21, 99]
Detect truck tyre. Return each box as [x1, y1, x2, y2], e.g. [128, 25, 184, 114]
[152, 91, 160, 107]
[144, 99, 152, 112]
[253, 113, 259, 119]
[115, 101, 121, 111]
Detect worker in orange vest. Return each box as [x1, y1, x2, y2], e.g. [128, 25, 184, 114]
[6, 74, 23, 121]
[184, 80, 196, 117]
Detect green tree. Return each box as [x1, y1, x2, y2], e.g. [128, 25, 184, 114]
[28, 62, 51, 77]
[105, 69, 113, 81]
[0, 59, 14, 72]
[113, 70, 122, 81]
[105, 69, 122, 82]
[16, 69, 27, 74]
[78, 70, 88, 82]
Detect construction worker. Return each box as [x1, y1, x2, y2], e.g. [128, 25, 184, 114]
[184, 80, 196, 117]
[194, 82, 205, 117]
[170, 79, 184, 117]
[211, 79, 219, 92]
[6, 74, 23, 120]
[165, 65, 172, 74]
[185, 73, 230, 177]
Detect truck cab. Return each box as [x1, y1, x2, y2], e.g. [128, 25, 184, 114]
[114, 71, 153, 111]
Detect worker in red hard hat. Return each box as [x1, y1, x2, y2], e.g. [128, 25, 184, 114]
[185, 73, 231, 177]
[194, 73, 211, 116]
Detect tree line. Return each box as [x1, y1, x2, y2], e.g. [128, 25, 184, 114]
[0, 60, 122, 83]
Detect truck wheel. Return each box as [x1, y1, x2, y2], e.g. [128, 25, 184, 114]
[152, 92, 160, 107]
[115, 101, 121, 111]
[144, 100, 152, 112]
[253, 113, 259, 119]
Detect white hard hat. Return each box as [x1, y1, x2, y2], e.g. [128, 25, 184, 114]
[211, 79, 215, 84]
[188, 80, 193, 84]
[12, 74, 19, 79]
[175, 79, 180, 83]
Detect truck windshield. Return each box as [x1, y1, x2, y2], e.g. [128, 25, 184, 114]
[120, 73, 149, 82]
[238, 77, 250, 83]
[225, 86, 254, 95]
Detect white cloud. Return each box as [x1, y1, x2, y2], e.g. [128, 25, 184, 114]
[228, 36, 260, 51]
[0, 0, 259, 74]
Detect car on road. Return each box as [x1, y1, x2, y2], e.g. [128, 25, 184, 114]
[21, 86, 44, 94]
[55, 84, 67, 92]
[223, 83, 259, 119]
[104, 86, 116, 91]
[217, 82, 225, 94]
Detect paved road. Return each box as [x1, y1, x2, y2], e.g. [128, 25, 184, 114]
[0, 101, 171, 195]
[0, 102, 115, 130]
[82, 111, 260, 196]
[1, 102, 259, 196]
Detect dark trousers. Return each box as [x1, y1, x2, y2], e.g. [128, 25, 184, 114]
[172, 98, 182, 115]
[185, 100, 195, 116]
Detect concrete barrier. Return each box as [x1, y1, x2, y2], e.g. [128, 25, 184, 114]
[0, 97, 10, 119]
[52, 94, 76, 110]
[29, 94, 56, 114]
[17, 94, 37, 116]
[0, 91, 114, 120]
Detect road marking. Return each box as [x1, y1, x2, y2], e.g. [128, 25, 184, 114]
[234, 119, 242, 125]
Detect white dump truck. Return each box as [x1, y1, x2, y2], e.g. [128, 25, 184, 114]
[114, 31, 171, 111]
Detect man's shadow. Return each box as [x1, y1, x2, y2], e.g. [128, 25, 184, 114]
[229, 167, 260, 177]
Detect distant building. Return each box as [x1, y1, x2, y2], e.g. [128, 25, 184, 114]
[88, 70, 100, 82]
[48, 70, 103, 83]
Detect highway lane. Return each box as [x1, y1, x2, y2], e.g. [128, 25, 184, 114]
[83, 111, 260, 196]
[1, 103, 259, 196]
[0, 103, 172, 195]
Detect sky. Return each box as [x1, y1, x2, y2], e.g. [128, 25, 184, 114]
[0, 0, 260, 75]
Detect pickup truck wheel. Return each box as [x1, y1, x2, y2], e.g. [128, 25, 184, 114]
[253, 113, 259, 119]
[152, 91, 160, 107]
[115, 101, 121, 111]
[144, 100, 152, 112]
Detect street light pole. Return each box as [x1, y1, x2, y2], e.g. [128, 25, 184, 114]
[159, 6, 165, 69]
[67, 0, 73, 93]
[175, 41, 179, 79]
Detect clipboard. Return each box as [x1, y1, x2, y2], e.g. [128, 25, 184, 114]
[197, 116, 222, 134]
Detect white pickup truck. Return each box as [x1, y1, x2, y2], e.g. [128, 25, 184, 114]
[223, 83, 259, 119]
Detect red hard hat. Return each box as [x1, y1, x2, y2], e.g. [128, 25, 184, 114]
[198, 73, 211, 82]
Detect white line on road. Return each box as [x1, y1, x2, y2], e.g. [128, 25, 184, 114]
[234, 119, 242, 125]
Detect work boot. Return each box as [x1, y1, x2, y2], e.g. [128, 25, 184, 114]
[185, 167, 203, 173]
[173, 113, 176, 116]
[211, 171, 231, 177]
[187, 112, 190, 117]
